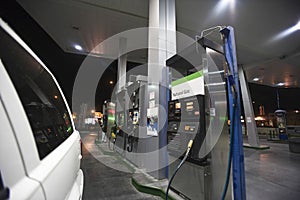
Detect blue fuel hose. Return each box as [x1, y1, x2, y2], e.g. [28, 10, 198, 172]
[221, 87, 237, 200]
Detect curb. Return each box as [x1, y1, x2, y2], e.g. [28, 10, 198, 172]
[94, 140, 135, 173]
[94, 139, 177, 199]
[243, 143, 270, 150]
[131, 177, 176, 200]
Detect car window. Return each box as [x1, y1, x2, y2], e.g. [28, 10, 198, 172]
[0, 27, 73, 159]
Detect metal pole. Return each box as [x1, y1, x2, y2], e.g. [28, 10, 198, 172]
[276, 89, 280, 109]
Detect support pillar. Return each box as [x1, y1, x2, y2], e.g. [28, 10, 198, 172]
[115, 37, 128, 154]
[117, 37, 127, 92]
[239, 66, 260, 146]
[147, 0, 176, 179]
[239, 67, 270, 149]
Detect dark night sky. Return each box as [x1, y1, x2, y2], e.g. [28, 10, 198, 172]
[1, 0, 300, 115]
[249, 83, 300, 115]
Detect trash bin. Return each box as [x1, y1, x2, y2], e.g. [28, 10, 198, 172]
[288, 138, 300, 153]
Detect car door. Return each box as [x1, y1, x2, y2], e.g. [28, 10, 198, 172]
[0, 97, 45, 200]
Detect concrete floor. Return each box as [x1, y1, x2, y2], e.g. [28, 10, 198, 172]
[81, 131, 300, 200]
[244, 139, 300, 200]
[80, 131, 161, 200]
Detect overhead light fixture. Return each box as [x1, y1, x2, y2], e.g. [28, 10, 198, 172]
[74, 44, 83, 51]
[276, 82, 285, 86]
[253, 78, 259, 82]
[211, 0, 236, 17]
[295, 21, 300, 30]
[271, 21, 300, 41]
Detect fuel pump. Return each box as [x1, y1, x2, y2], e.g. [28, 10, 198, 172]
[166, 38, 228, 200]
[102, 101, 116, 147]
[114, 75, 148, 167]
[166, 26, 246, 200]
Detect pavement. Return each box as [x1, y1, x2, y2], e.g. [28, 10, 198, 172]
[80, 130, 300, 200]
[244, 137, 300, 200]
[80, 130, 179, 200]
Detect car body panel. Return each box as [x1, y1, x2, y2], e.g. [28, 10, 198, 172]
[0, 18, 83, 200]
[0, 98, 45, 200]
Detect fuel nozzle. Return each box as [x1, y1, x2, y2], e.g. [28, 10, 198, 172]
[185, 140, 194, 156]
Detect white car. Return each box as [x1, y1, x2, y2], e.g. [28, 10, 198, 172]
[0, 18, 84, 200]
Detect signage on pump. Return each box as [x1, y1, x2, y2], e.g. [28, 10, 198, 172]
[171, 71, 204, 100]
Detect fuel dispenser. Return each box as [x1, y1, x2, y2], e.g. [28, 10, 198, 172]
[102, 101, 116, 142]
[166, 27, 245, 200]
[125, 77, 144, 153]
[114, 75, 148, 167]
[114, 89, 126, 152]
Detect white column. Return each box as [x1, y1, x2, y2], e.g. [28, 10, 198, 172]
[147, 0, 176, 179]
[148, 0, 176, 83]
[117, 37, 127, 91]
[239, 67, 260, 147]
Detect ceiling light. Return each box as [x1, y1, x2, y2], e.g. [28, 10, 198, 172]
[295, 21, 300, 30]
[271, 21, 300, 41]
[253, 78, 259, 81]
[212, 0, 236, 16]
[295, 110, 299, 114]
[74, 44, 83, 51]
[276, 82, 285, 86]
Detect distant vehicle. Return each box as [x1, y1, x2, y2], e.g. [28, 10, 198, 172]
[0, 18, 83, 200]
